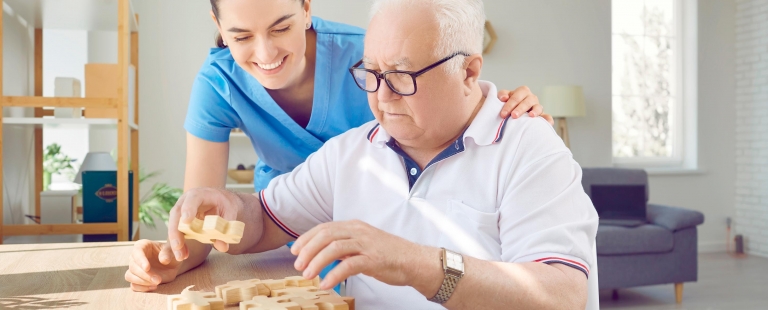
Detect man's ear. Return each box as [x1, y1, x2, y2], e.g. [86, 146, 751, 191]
[462, 54, 483, 96]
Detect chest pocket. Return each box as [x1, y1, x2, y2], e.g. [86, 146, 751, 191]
[437, 200, 501, 260]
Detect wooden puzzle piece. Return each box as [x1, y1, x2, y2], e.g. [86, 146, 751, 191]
[178, 215, 245, 244]
[283, 276, 320, 288]
[260, 276, 320, 294]
[239, 295, 301, 310]
[269, 286, 329, 299]
[167, 285, 224, 310]
[215, 279, 271, 305]
[290, 295, 354, 310]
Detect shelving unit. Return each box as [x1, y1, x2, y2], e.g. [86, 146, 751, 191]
[0, 0, 139, 244]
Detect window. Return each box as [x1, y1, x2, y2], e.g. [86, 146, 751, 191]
[611, 0, 697, 169]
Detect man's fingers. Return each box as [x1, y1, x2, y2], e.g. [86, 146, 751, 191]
[125, 268, 155, 287]
[293, 224, 349, 270]
[319, 255, 367, 290]
[302, 239, 361, 280]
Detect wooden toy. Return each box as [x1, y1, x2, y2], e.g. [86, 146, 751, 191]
[167, 285, 224, 310]
[215, 279, 270, 305]
[241, 294, 354, 310]
[269, 286, 328, 299]
[290, 295, 354, 310]
[239, 295, 301, 310]
[178, 215, 244, 244]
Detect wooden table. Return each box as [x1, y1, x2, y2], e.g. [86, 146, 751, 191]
[0, 242, 301, 309]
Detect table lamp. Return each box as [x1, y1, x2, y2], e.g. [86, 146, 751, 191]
[74, 152, 117, 184]
[541, 85, 586, 148]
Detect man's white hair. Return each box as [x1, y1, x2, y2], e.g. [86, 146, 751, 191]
[370, 0, 486, 74]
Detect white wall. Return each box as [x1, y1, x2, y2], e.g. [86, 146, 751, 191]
[650, 0, 736, 253]
[133, 0, 217, 240]
[2, 9, 34, 225]
[134, 0, 738, 248]
[734, 0, 768, 257]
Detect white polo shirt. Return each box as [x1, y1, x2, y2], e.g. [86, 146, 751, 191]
[260, 81, 599, 309]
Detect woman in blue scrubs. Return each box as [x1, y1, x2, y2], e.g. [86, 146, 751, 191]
[125, 0, 550, 292]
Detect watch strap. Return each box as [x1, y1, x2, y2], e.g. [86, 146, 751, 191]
[428, 272, 461, 304]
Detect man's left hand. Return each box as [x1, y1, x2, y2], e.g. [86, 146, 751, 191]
[290, 220, 423, 290]
[498, 86, 555, 126]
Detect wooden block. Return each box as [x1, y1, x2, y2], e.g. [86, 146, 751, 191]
[283, 276, 320, 288]
[240, 295, 301, 310]
[85, 63, 120, 98]
[167, 285, 224, 310]
[269, 286, 328, 299]
[178, 215, 244, 244]
[290, 295, 354, 310]
[83, 64, 115, 119]
[215, 279, 270, 305]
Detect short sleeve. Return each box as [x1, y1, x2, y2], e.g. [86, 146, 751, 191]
[184, 66, 241, 143]
[258, 137, 339, 238]
[498, 120, 599, 278]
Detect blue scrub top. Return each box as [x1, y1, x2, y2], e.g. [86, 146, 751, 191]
[184, 17, 373, 191]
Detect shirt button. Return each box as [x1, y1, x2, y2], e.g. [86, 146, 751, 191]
[455, 141, 460, 150]
[410, 168, 418, 176]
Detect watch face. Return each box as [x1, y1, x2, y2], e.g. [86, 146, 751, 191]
[445, 251, 464, 273]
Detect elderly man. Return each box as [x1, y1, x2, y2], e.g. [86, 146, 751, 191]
[129, 0, 599, 308]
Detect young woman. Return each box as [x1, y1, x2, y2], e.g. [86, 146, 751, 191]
[125, 0, 551, 292]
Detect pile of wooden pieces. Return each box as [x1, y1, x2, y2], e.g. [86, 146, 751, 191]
[167, 276, 354, 310]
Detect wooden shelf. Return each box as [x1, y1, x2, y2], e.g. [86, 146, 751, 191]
[0, 0, 140, 244]
[3, 0, 139, 32]
[2, 96, 118, 108]
[3, 117, 138, 129]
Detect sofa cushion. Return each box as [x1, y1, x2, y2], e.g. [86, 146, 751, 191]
[596, 224, 674, 255]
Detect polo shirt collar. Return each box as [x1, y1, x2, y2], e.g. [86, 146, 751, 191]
[365, 80, 509, 148]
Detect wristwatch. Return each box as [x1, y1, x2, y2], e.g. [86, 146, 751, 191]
[428, 248, 464, 304]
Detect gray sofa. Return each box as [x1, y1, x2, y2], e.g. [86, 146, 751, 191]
[581, 168, 705, 304]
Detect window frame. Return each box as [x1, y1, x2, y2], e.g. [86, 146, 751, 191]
[611, 0, 698, 171]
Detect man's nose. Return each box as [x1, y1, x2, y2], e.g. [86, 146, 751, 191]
[377, 80, 402, 102]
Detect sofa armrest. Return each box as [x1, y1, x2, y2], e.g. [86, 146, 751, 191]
[647, 204, 705, 231]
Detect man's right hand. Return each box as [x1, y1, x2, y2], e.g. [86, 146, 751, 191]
[168, 187, 245, 261]
[125, 240, 182, 292]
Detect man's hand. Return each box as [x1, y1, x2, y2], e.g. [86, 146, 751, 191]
[125, 240, 183, 292]
[167, 187, 245, 261]
[289, 220, 427, 290]
[498, 86, 555, 125]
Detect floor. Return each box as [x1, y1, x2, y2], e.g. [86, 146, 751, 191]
[600, 253, 768, 310]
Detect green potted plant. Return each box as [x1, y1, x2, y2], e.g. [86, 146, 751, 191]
[42, 143, 77, 191]
[139, 170, 183, 228]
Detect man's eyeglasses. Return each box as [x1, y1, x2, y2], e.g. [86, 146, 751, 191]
[348, 52, 470, 96]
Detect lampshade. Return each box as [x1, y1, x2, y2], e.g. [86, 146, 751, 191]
[74, 152, 117, 184]
[541, 85, 586, 118]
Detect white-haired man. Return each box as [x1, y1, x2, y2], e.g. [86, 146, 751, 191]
[146, 0, 598, 308]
